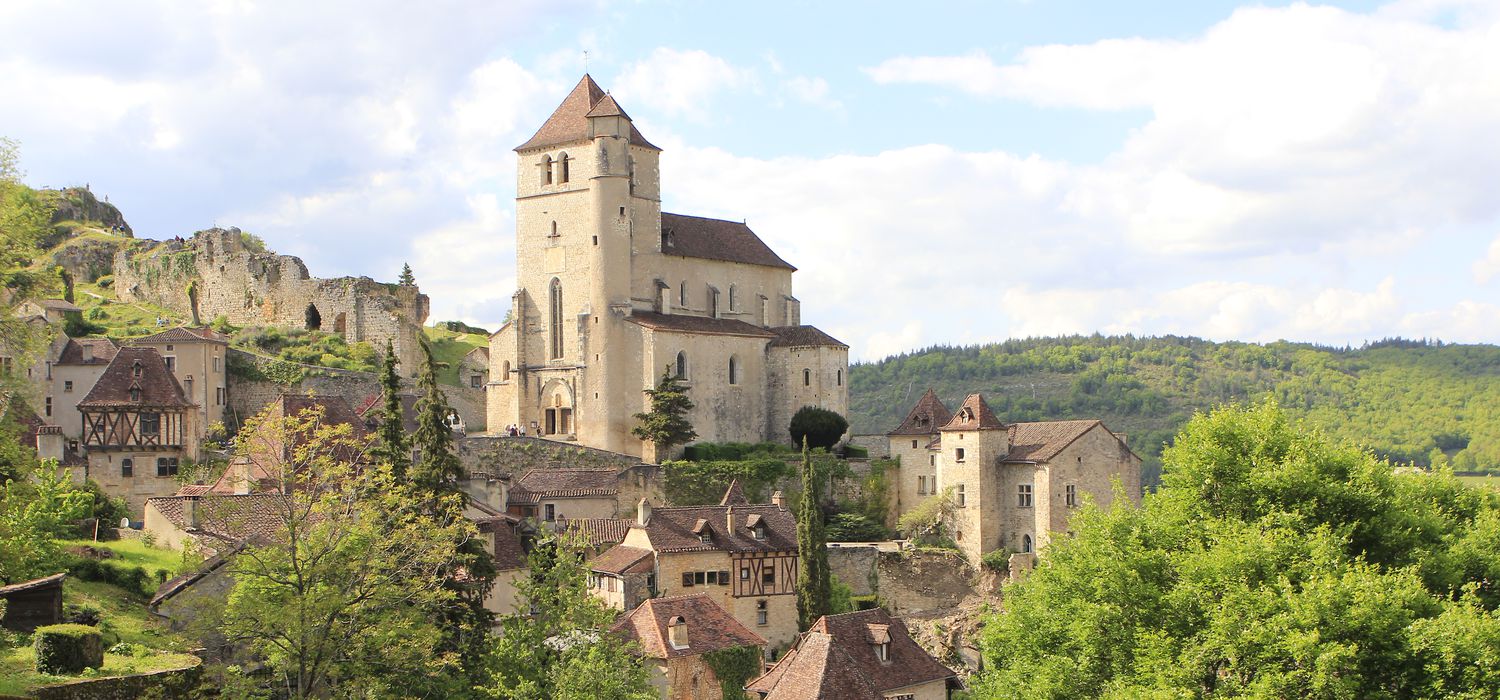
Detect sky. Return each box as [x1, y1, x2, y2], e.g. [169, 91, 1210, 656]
[1, 0, 1498, 362]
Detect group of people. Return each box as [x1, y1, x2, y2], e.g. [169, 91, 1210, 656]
[503, 424, 528, 437]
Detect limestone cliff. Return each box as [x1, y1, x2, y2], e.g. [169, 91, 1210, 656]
[112, 228, 430, 375]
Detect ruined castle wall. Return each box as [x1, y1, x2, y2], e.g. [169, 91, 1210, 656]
[113, 228, 429, 375]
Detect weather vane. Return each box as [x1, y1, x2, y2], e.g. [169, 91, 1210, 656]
[583, 50, 590, 72]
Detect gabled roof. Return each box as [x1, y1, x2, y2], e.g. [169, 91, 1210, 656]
[132, 326, 228, 345]
[888, 389, 953, 436]
[660, 212, 796, 270]
[55, 337, 119, 366]
[510, 468, 619, 503]
[719, 479, 749, 505]
[749, 608, 957, 699]
[1005, 420, 1103, 462]
[611, 593, 766, 660]
[638, 502, 796, 554]
[589, 544, 654, 575]
[515, 74, 659, 152]
[585, 93, 629, 119]
[77, 347, 193, 409]
[32, 299, 82, 311]
[476, 513, 529, 571]
[563, 517, 634, 548]
[626, 311, 777, 339]
[767, 326, 847, 349]
[0, 572, 66, 596]
[353, 392, 419, 433]
[939, 393, 1005, 432]
[144, 494, 290, 544]
[275, 395, 368, 436]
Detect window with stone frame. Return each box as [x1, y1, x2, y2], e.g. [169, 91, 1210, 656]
[1018, 483, 1034, 508]
[1065, 483, 1077, 507]
[956, 484, 966, 507]
[121, 458, 133, 478]
[756, 599, 768, 626]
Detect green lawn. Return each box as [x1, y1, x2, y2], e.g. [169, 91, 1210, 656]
[72, 280, 186, 340]
[58, 539, 191, 578]
[1457, 474, 1500, 490]
[0, 647, 198, 696]
[425, 325, 488, 386]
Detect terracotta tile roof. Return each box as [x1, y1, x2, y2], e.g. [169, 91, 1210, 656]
[78, 347, 193, 409]
[55, 337, 119, 366]
[719, 479, 749, 506]
[175, 484, 213, 497]
[939, 393, 1005, 432]
[132, 326, 228, 345]
[144, 494, 290, 544]
[767, 326, 847, 349]
[515, 74, 659, 152]
[611, 593, 766, 659]
[1005, 419, 1108, 462]
[276, 395, 368, 437]
[626, 311, 777, 339]
[563, 517, 633, 548]
[585, 93, 629, 119]
[888, 389, 953, 436]
[589, 544, 654, 575]
[353, 392, 420, 433]
[749, 631, 878, 699]
[476, 514, 529, 571]
[509, 469, 620, 503]
[750, 609, 956, 699]
[660, 213, 796, 270]
[149, 543, 243, 609]
[639, 502, 796, 554]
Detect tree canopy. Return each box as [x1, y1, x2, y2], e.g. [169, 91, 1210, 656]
[975, 401, 1500, 699]
[632, 367, 697, 454]
[788, 406, 848, 450]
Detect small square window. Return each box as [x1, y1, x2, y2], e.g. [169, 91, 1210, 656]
[955, 447, 965, 463]
[1018, 484, 1034, 508]
[64, 380, 73, 392]
[695, 571, 707, 585]
[762, 569, 774, 585]
[740, 567, 750, 581]
[957, 484, 966, 508]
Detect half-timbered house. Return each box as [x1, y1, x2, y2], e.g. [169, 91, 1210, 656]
[76, 347, 202, 514]
[597, 484, 801, 649]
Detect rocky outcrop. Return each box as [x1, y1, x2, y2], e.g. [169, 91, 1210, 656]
[50, 235, 135, 283]
[44, 187, 132, 240]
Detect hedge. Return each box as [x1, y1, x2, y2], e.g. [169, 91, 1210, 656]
[33, 623, 104, 675]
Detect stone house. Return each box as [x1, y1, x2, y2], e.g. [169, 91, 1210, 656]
[889, 391, 1142, 564]
[142, 492, 288, 555]
[131, 326, 229, 437]
[460, 346, 489, 390]
[41, 337, 119, 440]
[508, 468, 622, 522]
[598, 485, 802, 649]
[472, 506, 532, 620]
[487, 75, 848, 459]
[747, 608, 958, 700]
[16, 298, 81, 324]
[587, 543, 655, 610]
[75, 346, 202, 514]
[611, 593, 767, 700]
[216, 394, 369, 494]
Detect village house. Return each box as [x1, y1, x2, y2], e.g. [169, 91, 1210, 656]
[508, 468, 622, 522]
[888, 390, 1142, 565]
[590, 484, 801, 648]
[487, 75, 848, 460]
[611, 593, 767, 700]
[129, 326, 229, 437]
[74, 346, 202, 514]
[747, 608, 958, 700]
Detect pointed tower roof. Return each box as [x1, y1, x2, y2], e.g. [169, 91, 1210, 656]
[939, 393, 1005, 431]
[719, 478, 749, 506]
[515, 75, 659, 152]
[888, 389, 953, 436]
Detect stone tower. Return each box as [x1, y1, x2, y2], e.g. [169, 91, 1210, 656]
[938, 394, 1010, 564]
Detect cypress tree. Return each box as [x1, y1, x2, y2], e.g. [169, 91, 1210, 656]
[796, 437, 831, 630]
[369, 341, 409, 481]
[410, 338, 464, 498]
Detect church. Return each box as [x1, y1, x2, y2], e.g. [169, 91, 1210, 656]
[486, 76, 849, 460]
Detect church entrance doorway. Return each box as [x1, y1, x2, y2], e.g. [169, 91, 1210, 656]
[539, 380, 575, 437]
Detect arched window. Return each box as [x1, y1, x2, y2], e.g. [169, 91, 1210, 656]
[709, 287, 720, 318]
[1022, 534, 1033, 553]
[305, 303, 321, 330]
[549, 279, 563, 359]
[676, 351, 688, 380]
[728, 285, 737, 311]
[132, 361, 143, 378]
[541, 155, 553, 186]
[558, 153, 570, 184]
[803, 369, 811, 386]
[679, 281, 688, 308]
[550, 221, 559, 238]
[837, 369, 843, 386]
[667, 616, 688, 650]
[501, 360, 511, 382]
[728, 356, 739, 385]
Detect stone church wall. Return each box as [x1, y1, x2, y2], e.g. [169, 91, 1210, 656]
[112, 228, 429, 375]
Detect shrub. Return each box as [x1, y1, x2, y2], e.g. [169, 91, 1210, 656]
[843, 444, 870, 459]
[64, 603, 102, 626]
[825, 513, 889, 542]
[33, 624, 104, 675]
[788, 406, 849, 450]
[980, 549, 1011, 573]
[95, 275, 113, 288]
[682, 442, 791, 461]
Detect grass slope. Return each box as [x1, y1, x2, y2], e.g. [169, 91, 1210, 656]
[850, 336, 1500, 482]
[424, 325, 488, 386]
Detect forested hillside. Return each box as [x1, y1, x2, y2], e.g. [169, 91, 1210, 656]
[848, 336, 1500, 482]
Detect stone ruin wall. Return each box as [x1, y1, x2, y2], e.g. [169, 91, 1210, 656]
[112, 228, 430, 375]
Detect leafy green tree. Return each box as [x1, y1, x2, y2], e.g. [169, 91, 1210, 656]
[0, 456, 90, 584]
[788, 406, 848, 450]
[369, 340, 410, 480]
[483, 531, 654, 700]
[217, 404, 472, 699]
[796, 439, 831, 630]
[632, 367, 697, 456]
[974, 401, 1500, 699]
[0, 138, 56, 392]
[896, 486, 957, 544]
[399, 263, 416, 286]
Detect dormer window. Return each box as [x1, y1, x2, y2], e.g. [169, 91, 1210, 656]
[132, 361, 143, 378]
[667, 615, 688, 650]
[661, 229, 675, 250]
[129, 387, 141, 402]
[753, 525, 765, 540]
[699, 532, 712, 543]
[868, 624, 892, 662]
[876, 641, 891, 662]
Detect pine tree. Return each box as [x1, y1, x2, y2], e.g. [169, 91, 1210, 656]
[410, 338, 464, 499]
[631, 367, 697, 454]
[399, 262, 415, 286]
[795, 437, 831, 630]
[369, 341, 410, 481]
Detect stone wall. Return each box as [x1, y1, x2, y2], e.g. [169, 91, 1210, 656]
[112, 227, 429, 375]
[848, 434, 889, 459]
[456, 435, 640, 477]
[826, 545, 975, 616]
[29, 658, 201, 700]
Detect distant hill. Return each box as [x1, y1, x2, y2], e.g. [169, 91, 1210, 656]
[848, 336, 1500, 483]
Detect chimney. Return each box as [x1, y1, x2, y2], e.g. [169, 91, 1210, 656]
[771, 490, 784, 510]
[726, 505, 735, 533]
[486, 478, 505, 511]
[183, 496, 199, 530]
[35, 426, 64, 463]
[637, 498, 652, 527]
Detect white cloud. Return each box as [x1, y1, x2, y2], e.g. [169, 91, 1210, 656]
[1475, 233, 1500, 284]
[612, 48, 757, 121]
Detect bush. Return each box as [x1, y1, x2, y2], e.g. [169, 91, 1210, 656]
[65, 558, 155, 596]
[788, 406, 849, 450]
[980, 549, 1011, 573]
[95, 275, 113, 288]
[64, 603, 102, 626]
[842, 444, 870, 459]
[682, 442, 792, 461]
[33, 624, 104, 675]
[825, 512, 889, 542]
